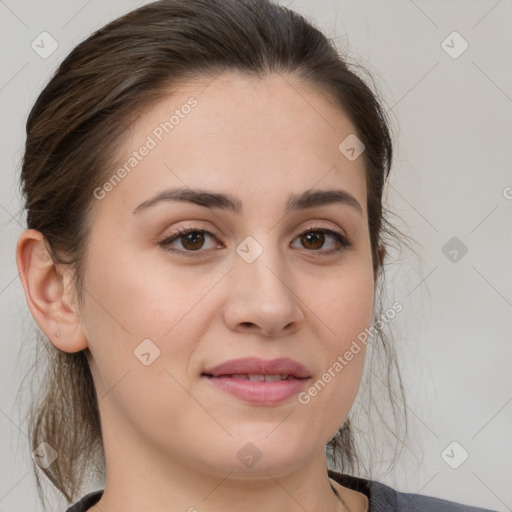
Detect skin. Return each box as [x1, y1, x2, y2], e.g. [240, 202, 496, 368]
[17, 72, 374, 512]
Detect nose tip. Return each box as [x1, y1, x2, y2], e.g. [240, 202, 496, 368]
[222, 257, 304, 338]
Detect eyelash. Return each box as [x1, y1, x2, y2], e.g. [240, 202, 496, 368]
[158, 224, 352, 258]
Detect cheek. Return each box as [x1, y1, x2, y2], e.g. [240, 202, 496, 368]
[83, 240, 215, 339]
[80, 250, 206, 442]
[320, 257, 376, 341]
[302, 261, 375, 419]
[80, 242, 226, 406]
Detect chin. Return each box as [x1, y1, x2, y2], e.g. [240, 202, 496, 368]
[197, 432, 318, 477]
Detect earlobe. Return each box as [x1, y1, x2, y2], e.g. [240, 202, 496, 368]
[16, 229, 88, 353]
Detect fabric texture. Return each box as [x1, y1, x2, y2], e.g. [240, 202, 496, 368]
[64, 470, 499, 511]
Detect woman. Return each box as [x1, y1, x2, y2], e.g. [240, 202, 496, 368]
[15, 0, 498, 511]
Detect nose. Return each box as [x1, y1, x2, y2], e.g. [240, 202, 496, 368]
[222, 241, 304, 338]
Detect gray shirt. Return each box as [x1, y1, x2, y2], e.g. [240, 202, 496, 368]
[65, 470, 499, 511]
[328, 470, 498, 511]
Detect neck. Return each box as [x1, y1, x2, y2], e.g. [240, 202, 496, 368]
[90, 421, 352, 512]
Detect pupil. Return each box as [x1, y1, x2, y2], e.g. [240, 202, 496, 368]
[304, 232, 323, 249]
[184, 232, 204, 250]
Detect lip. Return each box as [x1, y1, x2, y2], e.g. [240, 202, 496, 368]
[201, 357, 311, 405]
[202, 357, 311, 378]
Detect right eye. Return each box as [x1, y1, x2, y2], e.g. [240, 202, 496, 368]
[158, 227, 223, 257]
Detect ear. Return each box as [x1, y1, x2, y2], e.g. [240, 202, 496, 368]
[16, 229, 88, 353]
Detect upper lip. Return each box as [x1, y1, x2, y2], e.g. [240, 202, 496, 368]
[202, 357, 311, 379]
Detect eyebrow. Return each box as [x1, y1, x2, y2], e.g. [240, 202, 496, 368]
[132, 187, 363, 217]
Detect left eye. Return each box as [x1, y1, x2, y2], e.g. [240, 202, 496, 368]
[291, 229, 350, 252]
[158, 227, 350, 257]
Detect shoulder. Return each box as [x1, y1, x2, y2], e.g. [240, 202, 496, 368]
[377, 481, 499, 512]
[65, 490, 103, 512]
[328, 469, 499, 512]
[66, 477, 500, 512]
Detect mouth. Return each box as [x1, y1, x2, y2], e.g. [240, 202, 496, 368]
[202, 373, 305, 382]
[201, 357, 311, 405]
[202, 356, 311, 379]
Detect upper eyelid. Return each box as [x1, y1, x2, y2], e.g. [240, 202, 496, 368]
[161, 223, 347, 240]
[159, 225, 349, 250]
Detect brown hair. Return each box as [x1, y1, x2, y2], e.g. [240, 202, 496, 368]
[18, 0, 408, 507]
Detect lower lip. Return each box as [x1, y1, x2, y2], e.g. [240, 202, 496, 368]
[203, 376, 309, 405]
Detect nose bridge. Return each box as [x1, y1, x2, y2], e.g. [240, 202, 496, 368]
[223, 232, 303, 336]
[236, 233, 292, 303]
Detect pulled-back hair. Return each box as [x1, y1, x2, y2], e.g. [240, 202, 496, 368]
[18, 0, 408, 507]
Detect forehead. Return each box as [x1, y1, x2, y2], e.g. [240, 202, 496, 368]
[91, 72, 368, 221]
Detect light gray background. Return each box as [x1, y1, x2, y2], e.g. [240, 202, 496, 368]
[1, 1, 510, 511]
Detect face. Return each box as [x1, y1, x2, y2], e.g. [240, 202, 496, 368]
[80, 72, 375, 479]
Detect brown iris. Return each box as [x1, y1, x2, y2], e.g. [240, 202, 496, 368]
[181, 231, 205, 250]
[301, 231, 325, 250]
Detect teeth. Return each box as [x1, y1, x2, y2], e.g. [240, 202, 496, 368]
[248, 374, 265, 382]
[264, 374, 282, 382]
[227, 374, 292, 382]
